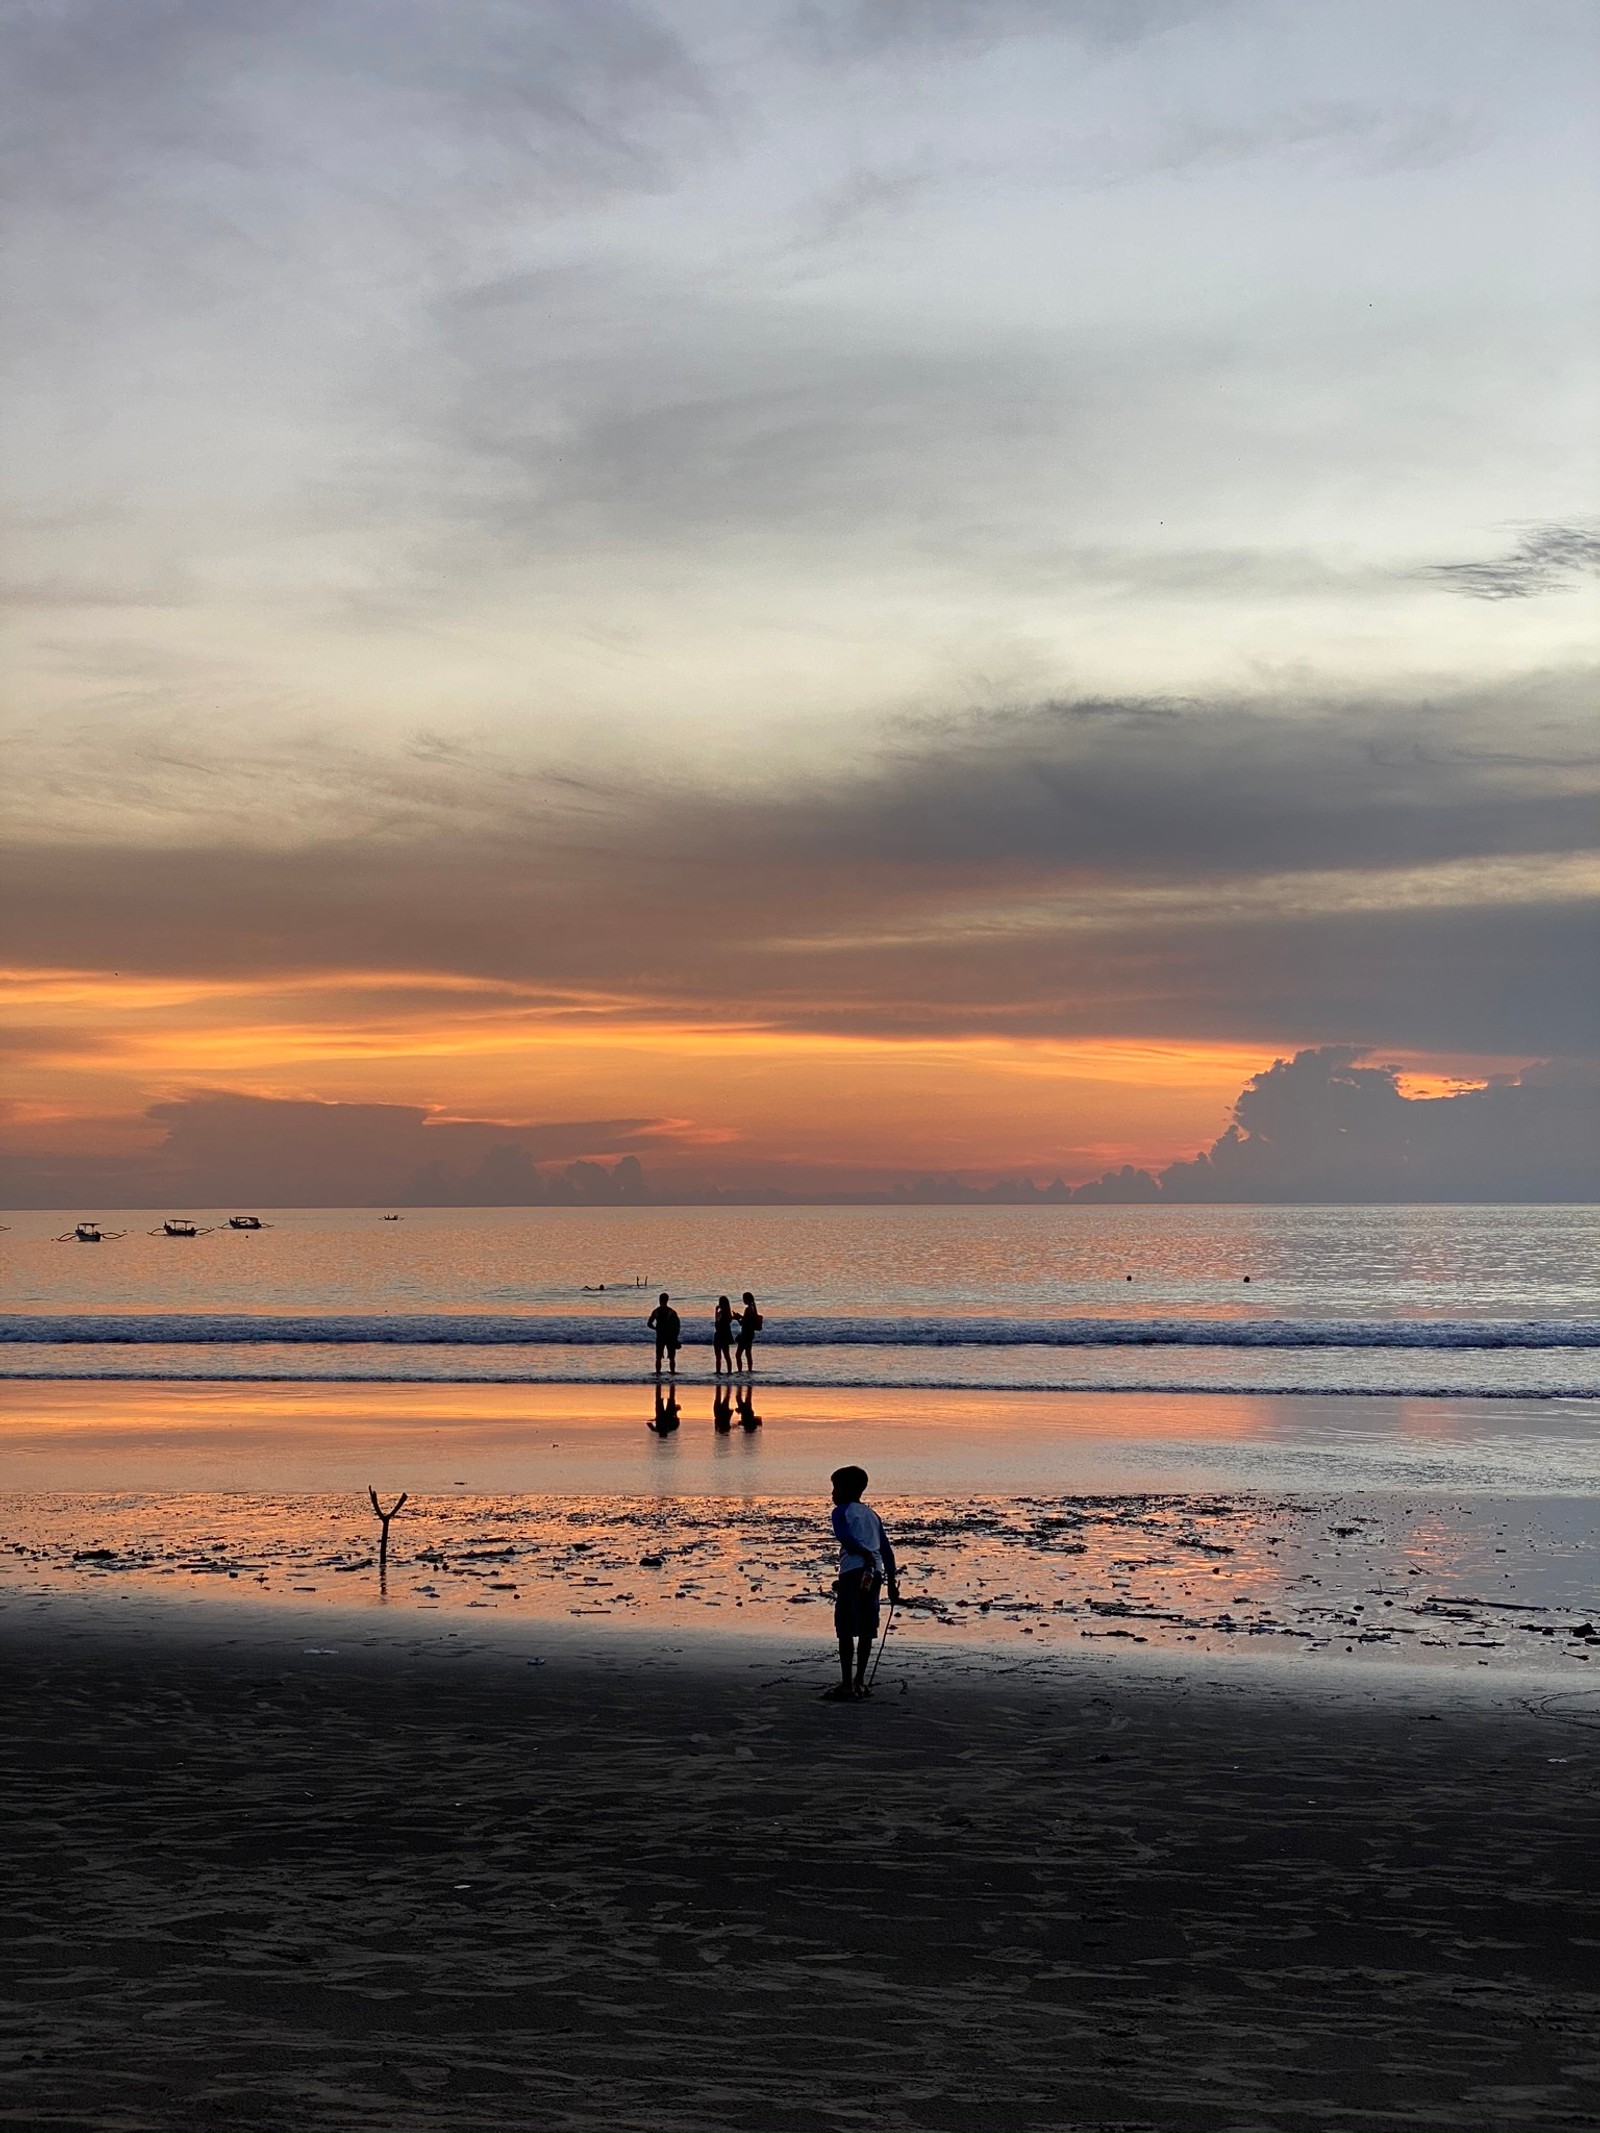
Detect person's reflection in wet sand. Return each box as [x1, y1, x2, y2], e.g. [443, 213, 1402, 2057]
[735, 1386, 762, 1431]
[650, 1384, 681, 1435]
[713, 1386, 733, 1432]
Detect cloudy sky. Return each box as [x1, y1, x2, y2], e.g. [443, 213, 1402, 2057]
[3, 0, 1597, 1197]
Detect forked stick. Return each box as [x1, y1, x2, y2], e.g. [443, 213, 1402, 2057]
[368, 1487, 409, 1576]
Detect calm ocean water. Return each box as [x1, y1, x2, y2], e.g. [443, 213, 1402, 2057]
[3, 1204, 1597, 1398]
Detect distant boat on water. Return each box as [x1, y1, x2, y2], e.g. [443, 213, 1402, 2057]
[226, 1215, 266, 1230]
[58, 1221, 125, 1243]
[153, 1218, 205, 1238]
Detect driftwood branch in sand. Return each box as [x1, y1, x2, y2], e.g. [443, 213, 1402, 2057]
[367, 1488, 409, 1579]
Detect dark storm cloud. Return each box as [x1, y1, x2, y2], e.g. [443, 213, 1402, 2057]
[1422, 523, 1600, 601]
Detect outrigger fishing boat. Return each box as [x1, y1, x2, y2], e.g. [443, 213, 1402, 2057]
[57, 1221, 126, 1243]
[151, 1218, 209, 1238]
[226, 1215, 267, 1230]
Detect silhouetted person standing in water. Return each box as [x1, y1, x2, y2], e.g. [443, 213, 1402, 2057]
[735, 1291, 762, 1371]
[826, 1466, 898, 1701]
[712, 1294, 735, 1374]
[647, 1292, 681, 1376]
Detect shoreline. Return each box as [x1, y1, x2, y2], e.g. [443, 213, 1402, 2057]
[6, 1369, 1598, 1398]
[4, 1588, 1597, 2132]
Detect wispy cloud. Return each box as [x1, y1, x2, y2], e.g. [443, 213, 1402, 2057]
[786, 0, 1223, 66]
[1423, 522, 1600, 600]
[3, 0, 1596, 1176]
[3, 676, 1595, 1058]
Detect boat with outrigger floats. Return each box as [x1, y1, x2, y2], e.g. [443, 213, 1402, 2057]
[56, 1221, 127, 1243]
[150, 1218, 211, 1238]
[226, 1215, 269, 1230]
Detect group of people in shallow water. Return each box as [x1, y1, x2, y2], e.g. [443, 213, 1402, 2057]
[644, 1290, 762, 1375]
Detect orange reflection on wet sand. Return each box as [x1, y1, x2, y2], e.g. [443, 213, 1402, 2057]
[3, 1483, 1595, 1679]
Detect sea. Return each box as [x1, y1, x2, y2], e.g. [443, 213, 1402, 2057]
[3, 1205, 1597, 1674]
[4, 1201, 1598, 1398]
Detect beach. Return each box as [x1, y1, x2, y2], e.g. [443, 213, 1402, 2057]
[3, 1589, 1598, 2133]
[4, 1379, 1597, 1681]
[11, 0, 1600, 2111]
[4, 1207, 1598, 2127]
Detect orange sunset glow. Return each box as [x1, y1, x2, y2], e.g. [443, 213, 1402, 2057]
[2, 0, 1594, 1210]
[2, 12, 1598, 2131]
[7, 953, 1558, 1203]
[3, 961, 1270, 1181]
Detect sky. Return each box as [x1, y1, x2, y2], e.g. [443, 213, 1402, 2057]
[3, 0, 1597, 1202]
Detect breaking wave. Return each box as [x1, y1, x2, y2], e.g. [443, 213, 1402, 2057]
[4, 1312, 1598, 1350]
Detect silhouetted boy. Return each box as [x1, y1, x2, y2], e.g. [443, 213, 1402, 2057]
[826, 1465, 898, 1701]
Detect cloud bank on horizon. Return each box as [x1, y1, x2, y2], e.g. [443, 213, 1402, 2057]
[2, 0, 1596, 1198]
[4, 1048, 1595, 1207]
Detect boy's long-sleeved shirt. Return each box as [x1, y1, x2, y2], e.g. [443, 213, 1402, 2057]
[832, 1500, 896, 1582]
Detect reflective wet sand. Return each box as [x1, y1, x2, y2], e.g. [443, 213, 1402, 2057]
[4, 1380, 1594, 1679]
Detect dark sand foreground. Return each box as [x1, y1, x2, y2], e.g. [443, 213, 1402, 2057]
[2, 1599, 1597, 2133]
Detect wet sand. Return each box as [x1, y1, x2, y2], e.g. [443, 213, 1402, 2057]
[3, 1591, 1597, 2132]
[6, 1481, 1597, 1678]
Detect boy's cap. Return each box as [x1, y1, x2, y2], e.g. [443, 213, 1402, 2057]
[831, 1464, 869, 1494]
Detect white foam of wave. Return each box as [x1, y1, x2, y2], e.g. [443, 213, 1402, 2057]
[4, 1312, 1599, 1350]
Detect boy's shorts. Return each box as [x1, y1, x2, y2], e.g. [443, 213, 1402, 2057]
[834, 1568, 881, 1640]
